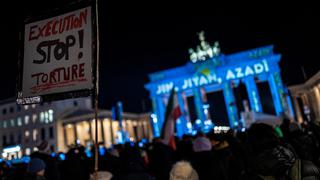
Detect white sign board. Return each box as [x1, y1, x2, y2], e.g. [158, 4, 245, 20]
[21, 6, 93, 99]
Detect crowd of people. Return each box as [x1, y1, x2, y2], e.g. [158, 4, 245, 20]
[1, 118, 320, 180]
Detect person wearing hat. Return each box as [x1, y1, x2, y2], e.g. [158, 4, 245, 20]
[90, 171, 113, 180]
[191, 133, 215, 180]
[30, 141, 60, 180]
[170, 161, 198, 180]
[24, 158, 46, 180]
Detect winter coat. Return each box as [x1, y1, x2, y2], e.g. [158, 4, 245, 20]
[23, 175, 46, 180]
[191, 151, 216, 180]
[245, 145, 320, 180]
[148, 142, 174, 180]
[212, 140, 244, 180]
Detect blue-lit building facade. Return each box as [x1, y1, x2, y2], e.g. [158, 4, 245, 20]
[145, 34, 295, 137]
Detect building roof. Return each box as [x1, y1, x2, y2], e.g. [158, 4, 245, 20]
[62, 108, 95, 119]
[0, 98, 17, 106]
[59, 107, 149, 125]
[289, 70, 320, 94]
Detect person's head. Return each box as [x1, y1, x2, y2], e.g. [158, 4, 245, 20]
[170, 161, 198, 180]
[37, 140, 50, 154]
[288, 121, 301, 133]
[90, 171, 113, 180]
[109, 148, 119, 157]
[282, 117, 291, 126]
[247, 123, 280, 152]
[206, 131, 221, 146]
[28, 158, 46, 176]
[192, 136, 212, 152]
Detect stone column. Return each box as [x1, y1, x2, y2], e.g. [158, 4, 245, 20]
[200, 88, 211, 119]
[193, 88, 206, 131]
[292, 96, 303, 123]
[222, 82, 239, 128]
[268, 72, 284, 116]
[244, 77, 263, 113]
[176, 92, 186, 137]
[314, 86, 320, 119]
[110, 119, 114, 144]
[156, 96, 166, 134]
[88, 120, 93, 141]
[63, 125, 68, 147]
[73, 123, 78, 143]
[176, 92, 187, 137]
[307, 91, 317, 120]
[150, 97, 161, 137]
[100, 119, 105, 143]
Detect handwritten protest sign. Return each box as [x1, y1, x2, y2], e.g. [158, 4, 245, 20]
[18, 6, 94, 104]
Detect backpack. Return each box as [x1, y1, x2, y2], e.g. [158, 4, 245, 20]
[257, 159, 301, 180]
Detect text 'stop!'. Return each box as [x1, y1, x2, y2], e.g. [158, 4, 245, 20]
[18, 6, 95, 104]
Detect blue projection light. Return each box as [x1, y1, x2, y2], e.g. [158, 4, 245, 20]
[85, 150, 92, 158]
[99, 147, 106, 156]
[58, 153, 65, 161]
[145, 44, 294, 135]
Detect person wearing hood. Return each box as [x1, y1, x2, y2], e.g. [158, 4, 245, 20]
[244, 123, 320, 180]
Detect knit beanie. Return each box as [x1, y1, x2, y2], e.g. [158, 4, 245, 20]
[28, 158, 46, 174]
[90, 171, 113, 180]
[192, 136, 212, 152]
[170, 161, 199, 180]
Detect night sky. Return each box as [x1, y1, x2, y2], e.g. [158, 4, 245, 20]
[0, 1, 319, 113]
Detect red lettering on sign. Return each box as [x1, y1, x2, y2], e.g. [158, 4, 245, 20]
[30, 63, 87, 94]
[28, 8, 88, 41]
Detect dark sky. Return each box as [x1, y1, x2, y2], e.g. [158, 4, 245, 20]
[0, 1, 319, 113]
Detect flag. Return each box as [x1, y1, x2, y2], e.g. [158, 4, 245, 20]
[161, 89, 182, 150]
